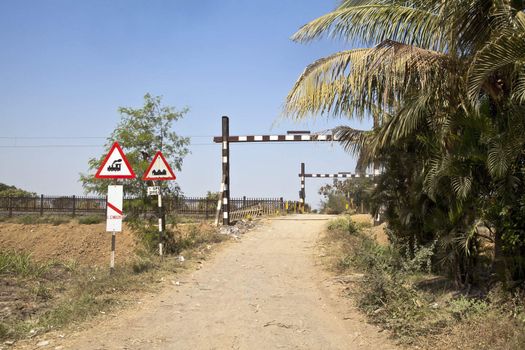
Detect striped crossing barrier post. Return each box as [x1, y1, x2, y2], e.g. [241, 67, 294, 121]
[222, 116, 231, 226]
[300, 162, 305, 213]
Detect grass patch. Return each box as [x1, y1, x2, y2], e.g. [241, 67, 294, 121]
[0, 221, 228, 343]
[323, 215, 525, 347]
[77, 215, 104, 225]
[166, 223, 227, 254]
[0, 250, 51, 277]
[9, 215, 72, 226]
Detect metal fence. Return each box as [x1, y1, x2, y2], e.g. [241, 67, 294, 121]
[0, 195, 301, 219]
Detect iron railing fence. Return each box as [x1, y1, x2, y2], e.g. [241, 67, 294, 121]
[0, 195, 302, 219]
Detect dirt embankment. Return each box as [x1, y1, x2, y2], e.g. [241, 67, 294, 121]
[0, 222, 138, 266]
[350, 214, 389, 246]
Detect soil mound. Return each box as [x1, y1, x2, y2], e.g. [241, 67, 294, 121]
[0, 222, 138, 266]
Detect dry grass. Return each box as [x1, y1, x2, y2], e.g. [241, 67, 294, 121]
[0, 222, 228, 344]
[321, 216, 525, 349]
[350, 214, 389, 246]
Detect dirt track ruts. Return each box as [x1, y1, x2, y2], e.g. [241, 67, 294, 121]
[45, 214, 396, 349]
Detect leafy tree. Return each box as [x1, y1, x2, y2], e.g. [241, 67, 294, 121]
[80, 94, 190, 198]
[318, 177, 375, 213]
[0, 183, 35, 197]
[320, 192, 348, 214]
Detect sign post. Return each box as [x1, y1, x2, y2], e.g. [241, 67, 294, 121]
[95, 142, 136, 274]
[143, 151, 177, 256]
[107, 185, 123, 274]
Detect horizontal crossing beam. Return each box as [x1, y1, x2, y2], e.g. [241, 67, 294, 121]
[213, 134, 338, 143]
[300, 173, 376, 178]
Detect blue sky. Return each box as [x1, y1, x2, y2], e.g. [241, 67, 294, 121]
[0, 0, 371, 208]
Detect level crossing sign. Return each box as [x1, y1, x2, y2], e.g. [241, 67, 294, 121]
[106, 185, 123, 232]
[142, 151, 176, 181]
[95, 142, 136, 179]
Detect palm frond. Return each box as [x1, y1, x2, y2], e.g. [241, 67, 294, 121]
[284, 49, 371, 119]
[512, 68, 525, 103]
[292, 1, 445, 51]
[467, 32, 525, 103]
[450, 174, 473, 200]
[332, 125, 372, 155]
[285, 40, 451, 122]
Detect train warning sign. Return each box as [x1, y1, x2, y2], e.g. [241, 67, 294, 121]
[142, 151, 176, 181]
[95, 142, 136, 179]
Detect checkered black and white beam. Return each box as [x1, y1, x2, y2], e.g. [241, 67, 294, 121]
[213, 134, 339, 143]
[301, 173, 376, 178]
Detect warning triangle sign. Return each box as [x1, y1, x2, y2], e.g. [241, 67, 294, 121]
[95, 142, 136, 179]
[142, 151, 176, 181]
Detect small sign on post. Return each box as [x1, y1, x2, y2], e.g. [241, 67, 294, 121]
[95, 141, 136, 274]
[147, 186, 160, 196]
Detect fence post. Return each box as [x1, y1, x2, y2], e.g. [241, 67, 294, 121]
[8, 197, 12, 217]
[243, 196, 246, 208]
[280, 197, 284, 214]
[40, 194, 44, 216]
[205, 199, 209, 219]
[72, 195, 76, 217]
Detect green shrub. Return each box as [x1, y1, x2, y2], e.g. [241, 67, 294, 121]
[327, 216, 358, 235]
[131, 255, 156, 274]
[0, 251, 50, 277]
[48, 216, 70, 226]
[14, 215, 70, 225]
[321, 193, 348, 214]
[78, 215, 104, 225]
[17, 215, 39, 225]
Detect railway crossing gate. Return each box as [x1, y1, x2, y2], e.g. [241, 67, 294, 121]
[213, 116, 341, 225]
[298, 162, 377, 213]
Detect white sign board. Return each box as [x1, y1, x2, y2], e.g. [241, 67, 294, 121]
[147, 186, 160, 196]
[106, 185, 123, 232]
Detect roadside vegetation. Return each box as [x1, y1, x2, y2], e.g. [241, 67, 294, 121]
[319, 177, 375, 214]
[323, 216, 525, 349]
[287, 0, 525, 323]
[0, 214, 104, 226]
[0, 220, 228, 344]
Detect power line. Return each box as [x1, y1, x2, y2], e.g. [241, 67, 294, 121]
[0, 141, 335, 149]
[0, 143, 218, 148]
[0, 135, 215, 139]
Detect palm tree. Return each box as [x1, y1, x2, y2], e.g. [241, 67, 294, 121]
[285, 0, 525, 284]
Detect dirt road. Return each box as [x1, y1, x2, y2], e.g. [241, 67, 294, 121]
[51, 215, 396, 349]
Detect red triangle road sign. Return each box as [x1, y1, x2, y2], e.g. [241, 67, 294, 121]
[95, 142, 136, 179]
[142, 151, 177, 181]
